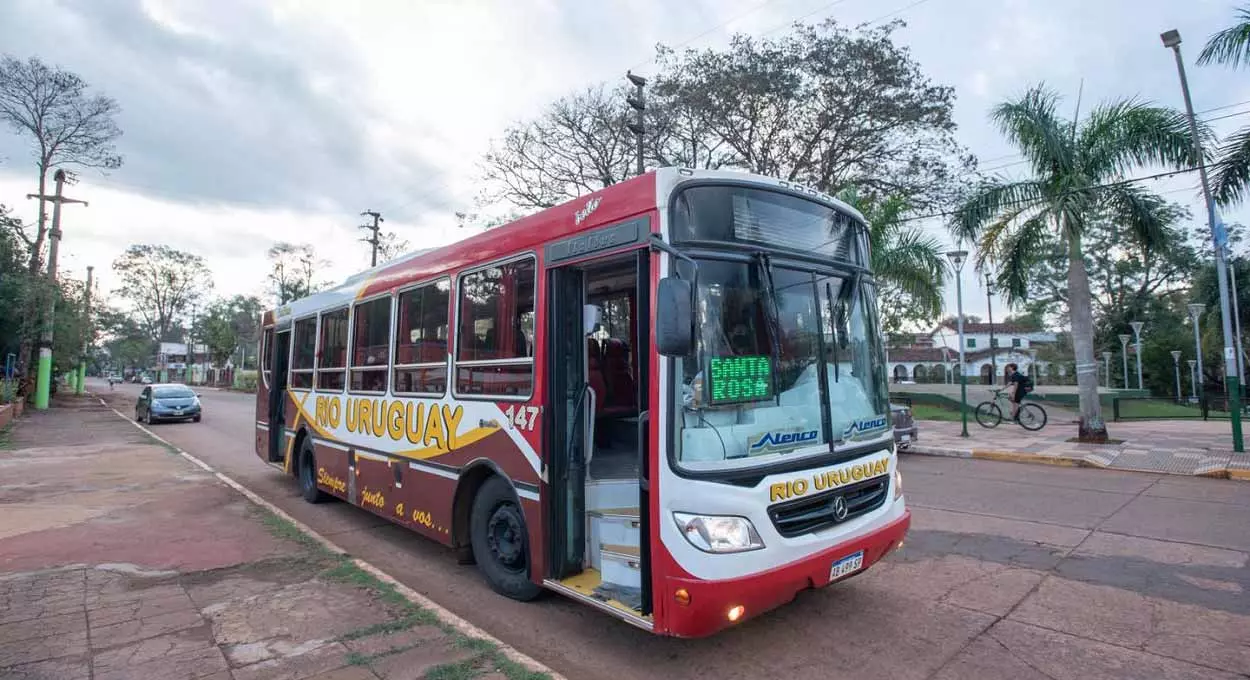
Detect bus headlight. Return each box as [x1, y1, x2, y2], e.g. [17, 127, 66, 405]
[673, 513, 764, 553]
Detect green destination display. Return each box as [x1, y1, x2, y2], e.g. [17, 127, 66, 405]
[707, 355, 774, 404]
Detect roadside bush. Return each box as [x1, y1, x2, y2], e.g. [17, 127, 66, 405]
[235, 371, 258, 392]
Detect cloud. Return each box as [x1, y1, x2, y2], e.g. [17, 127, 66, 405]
[0, 0, 446, 219]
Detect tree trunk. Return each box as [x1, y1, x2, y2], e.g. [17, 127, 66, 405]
[1067, 233, 1109, 442]
[27, 170, 48, 276]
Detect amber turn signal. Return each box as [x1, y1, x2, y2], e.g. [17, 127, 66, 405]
[674, 588, 691, 606]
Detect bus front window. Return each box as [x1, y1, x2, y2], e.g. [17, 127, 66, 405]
[675, 259, 887, 471]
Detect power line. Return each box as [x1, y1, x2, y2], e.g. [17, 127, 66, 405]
[861, 0, 935, 25]
[898, 160, 1233, 226]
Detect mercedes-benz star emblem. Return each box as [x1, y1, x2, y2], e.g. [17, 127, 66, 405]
[831, 495, 849, 521]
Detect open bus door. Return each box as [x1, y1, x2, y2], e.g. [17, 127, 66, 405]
[545, 266, 588, 578]
[267, 329, 290, 463]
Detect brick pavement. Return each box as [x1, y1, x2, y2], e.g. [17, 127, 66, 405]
[0, 396, 548, 680]
[908, 415, 1250, 479]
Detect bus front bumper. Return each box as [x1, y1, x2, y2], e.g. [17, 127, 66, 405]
[662, 510, 910, 638]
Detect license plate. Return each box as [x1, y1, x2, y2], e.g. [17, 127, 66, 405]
[829, 551, 864, 582]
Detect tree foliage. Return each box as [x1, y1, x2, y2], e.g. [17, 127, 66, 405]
[267, 242, 326, 304]
[0, 55, 122, 275]
[479, 19, 970, 212]
[950, 85, 1197, 440]
[1197, 7, 1250, 204]
[839, 189, 948, 334]
[112, 245, 213, 342]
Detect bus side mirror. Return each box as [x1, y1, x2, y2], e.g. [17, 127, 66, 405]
[656, 277, 694, 357]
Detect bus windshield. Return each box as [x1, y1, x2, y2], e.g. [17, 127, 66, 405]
[671, 191, 888, 473]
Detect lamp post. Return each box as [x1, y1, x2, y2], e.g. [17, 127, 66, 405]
[1162, 28, 1243, 451]
[1227, 246, 1246, 388]
[1027, 347, 1038, 384]
[1187, 359, 1198, 403]
[1130, 321, 1144, 390]
[1102, 351, 1112, 389]
[985, 272, 997, 382]
[1171, 350, 1183, 403]
[1118, 334, 1131, 389]
[1188, 303, 1205, 395]
[946, 249, 970, 437]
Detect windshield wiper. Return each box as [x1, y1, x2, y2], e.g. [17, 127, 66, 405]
[753, 252, 785, 402]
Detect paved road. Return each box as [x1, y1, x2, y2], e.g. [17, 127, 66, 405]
[94, 380, 1250, 679]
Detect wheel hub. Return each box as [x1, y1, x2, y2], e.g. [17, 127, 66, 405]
[486, 504, 525, 570]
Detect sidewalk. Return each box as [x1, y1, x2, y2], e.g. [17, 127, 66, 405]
[908, 417, 1250, 480]
[0, 396, 549, 680]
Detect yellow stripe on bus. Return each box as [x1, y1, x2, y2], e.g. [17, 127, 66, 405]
[286, 388, 501, 462]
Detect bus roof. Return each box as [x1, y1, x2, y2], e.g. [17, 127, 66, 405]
[264, 167, 864, 327]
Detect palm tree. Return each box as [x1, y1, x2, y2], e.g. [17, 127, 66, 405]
[1198, 5, 1250, 204]
[839, 189, 948, 336]
[950, 86, 1196, 441]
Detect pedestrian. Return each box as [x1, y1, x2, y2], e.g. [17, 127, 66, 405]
[1004, 362, 1032, 420]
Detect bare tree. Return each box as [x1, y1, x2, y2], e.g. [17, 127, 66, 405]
[267, 242, 327, 304]
[0, 55, 123, 275]
[376, 231, 411, 261]
[112, 245, 213, 342]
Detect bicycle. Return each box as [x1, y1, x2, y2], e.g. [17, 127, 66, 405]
[975, 387, 1047, 431]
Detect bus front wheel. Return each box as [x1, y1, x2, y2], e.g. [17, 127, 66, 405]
[470, 476, 542, 601]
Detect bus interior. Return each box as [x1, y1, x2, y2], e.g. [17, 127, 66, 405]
[548, 251, 651, 622]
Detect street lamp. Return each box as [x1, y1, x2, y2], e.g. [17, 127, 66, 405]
[1130, 321, 1145, 390]
[1163, 28, 1243, 451]
[1118, 334, 1131, 390]
[1027, 347, 1039, 385]
[946, 248, 970, 437]
[1188, 303, 1206, 395]
[1187, 359, 1198, 403]
[1171, 350, 1183, 403]
[1102, 351, 1112, 389]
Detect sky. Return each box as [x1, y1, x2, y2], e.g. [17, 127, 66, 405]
[1, 0, 1247, 326]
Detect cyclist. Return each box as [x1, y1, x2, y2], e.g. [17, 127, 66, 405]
[1004, 362, 1031, 420]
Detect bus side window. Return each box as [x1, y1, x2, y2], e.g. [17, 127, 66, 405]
[455, 258, 535, 398]
[394, 279, 451, 395]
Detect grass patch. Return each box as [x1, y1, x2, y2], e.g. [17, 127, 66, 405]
[0, 423, 13, 450]
[452, 634, 496, 654]
[258, 510, 333, 555]
[1114, 399, 1229, 420]
[424, 659, 482, 680]
[910, 404, 964, 422]
[321, 557, 438, 624]
[339, 612, 436, 641]
[345, 651, 371, 667]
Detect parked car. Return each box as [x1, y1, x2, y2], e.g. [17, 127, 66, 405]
[140, 375, 153, 384]
[135, 384, 202, 424]
[106, 374, 122, 386]
[892, 402, 918, 450]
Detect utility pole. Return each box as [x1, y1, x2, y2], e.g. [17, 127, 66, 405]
[76, 266, 93, 395]
[1162, 29, 1243, 451]
[626, 72, 647, 177]
[985, 272, 997, 383]
[26, 169, 88, 410]
[359, 210, 383, 268]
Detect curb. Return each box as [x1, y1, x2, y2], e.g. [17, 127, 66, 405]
[96, 396, 564, 680]
[907, 442, 1248, 480]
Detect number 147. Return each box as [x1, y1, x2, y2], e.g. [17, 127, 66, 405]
[503, 405, 540, 431]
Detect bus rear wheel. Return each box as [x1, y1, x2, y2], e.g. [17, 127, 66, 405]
[470, 476, 541, 601]
[298, 438, 329, 504]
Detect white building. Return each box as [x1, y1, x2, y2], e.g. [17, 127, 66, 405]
[887, 323, 1062, 385]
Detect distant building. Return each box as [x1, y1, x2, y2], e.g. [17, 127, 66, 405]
[887, 322, 1061, 385]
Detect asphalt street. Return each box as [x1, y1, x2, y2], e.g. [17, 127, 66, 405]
[94, 379, 1250, 680]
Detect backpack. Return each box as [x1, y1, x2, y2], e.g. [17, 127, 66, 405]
[1020, 375, 1034, 394]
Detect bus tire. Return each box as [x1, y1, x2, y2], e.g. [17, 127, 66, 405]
[470, 476, 541, 601]
[297, 437, 329, 504]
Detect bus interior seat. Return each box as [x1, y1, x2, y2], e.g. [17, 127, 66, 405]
[602, 338, 635, 414]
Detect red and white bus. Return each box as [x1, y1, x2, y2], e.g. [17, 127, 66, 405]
[254, 168, 910, 637]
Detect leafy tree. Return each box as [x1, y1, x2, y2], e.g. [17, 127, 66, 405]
[839, 190, 947, 334]
[480, 19, 970, 211]
[0, 205, 34, 363]
[198, 302, 238, 368]
[267, 242, 326, 304]
[951, 86, 1196, 441]
[1198, 6, 1250, 204]
[98, 309, 153, 375]
[112, 245, 213, 342]
[0, 55, 122, 276]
